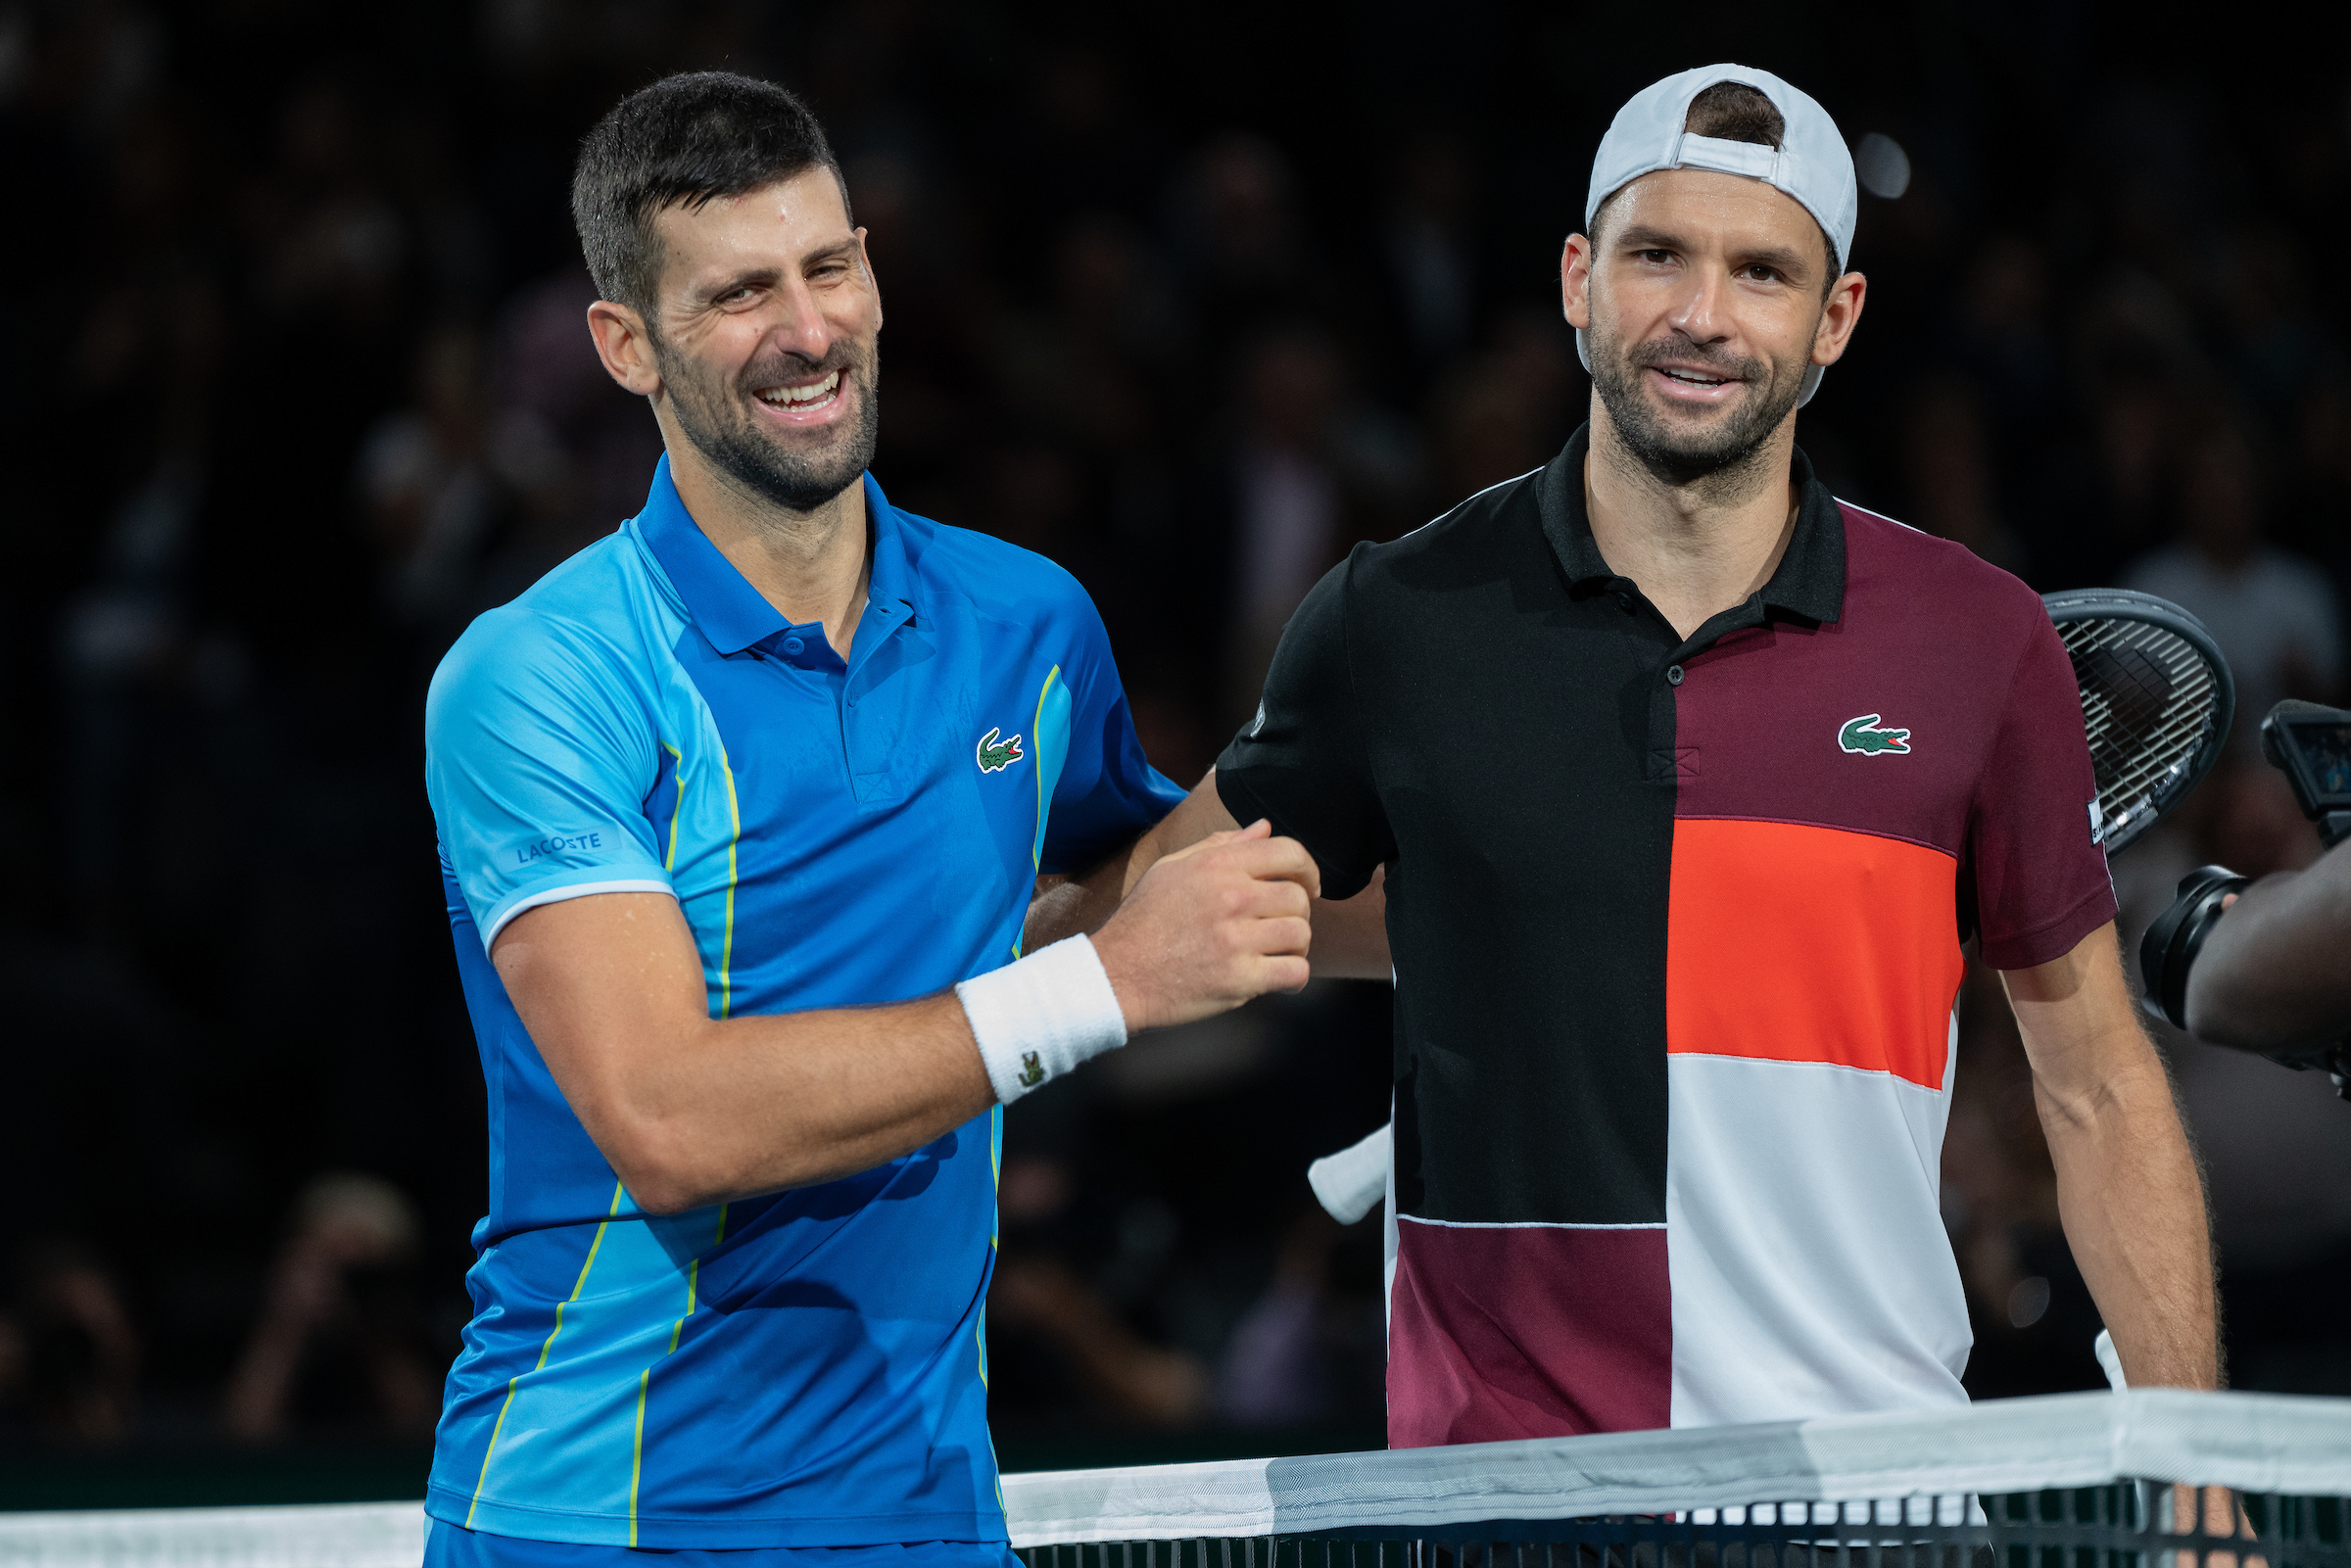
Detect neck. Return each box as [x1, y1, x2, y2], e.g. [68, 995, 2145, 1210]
[659, 410, 872, 658]
[1583, 396, 1801, 641]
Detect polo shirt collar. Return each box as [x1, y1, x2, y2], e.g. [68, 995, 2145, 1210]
[636, 457, 917, 657]
[1537, 421, 1847, 626]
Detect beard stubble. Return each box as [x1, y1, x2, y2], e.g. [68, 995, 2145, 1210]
[1589, 317, 1806, 491]
[657, 335, 882, 515]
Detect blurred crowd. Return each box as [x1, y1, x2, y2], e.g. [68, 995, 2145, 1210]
[1, 0, 2348, 1456]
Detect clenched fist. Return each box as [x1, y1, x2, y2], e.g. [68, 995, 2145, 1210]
[1091, 820, 1320, 1033]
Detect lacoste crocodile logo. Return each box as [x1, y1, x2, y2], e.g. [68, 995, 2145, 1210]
[976, 727, 1026, 774]
[1018, 1051, 1045, 1088]
[1838, 714, 1912, 756]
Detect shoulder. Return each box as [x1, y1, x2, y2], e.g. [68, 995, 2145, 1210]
[892, 504, 1101, 631]
[1369, 464, 1547, 564]
[1837, 498, 2050, 636]
[427, 533, 659, 728]
[1343, 463, 1551, 592]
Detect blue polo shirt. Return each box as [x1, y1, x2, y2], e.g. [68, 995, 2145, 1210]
[421, 459, 1181, 1548]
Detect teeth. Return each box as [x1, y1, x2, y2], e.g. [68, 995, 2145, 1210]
[758, 370, 841, 406]
[1664, 369, 1725, 385]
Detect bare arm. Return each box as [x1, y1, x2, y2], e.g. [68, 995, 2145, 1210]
[501, 823, 1319, 1214]
[2001, 922, 2219, 1389]
[2185, 841, 2351, 1052]
[496, 893, 993, 1212]
[1025, 771, 1393, 979]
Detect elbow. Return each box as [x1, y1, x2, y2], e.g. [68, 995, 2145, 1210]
[618, 1169, 704, 1217]
[594, 1118, 727, 1216]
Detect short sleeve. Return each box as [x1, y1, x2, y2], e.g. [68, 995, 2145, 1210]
[1035, 593, 1186, 875]
[1969, 612, 2120, 970]
[1214, 554, 1392, 898]
[424, 613, 674, 950]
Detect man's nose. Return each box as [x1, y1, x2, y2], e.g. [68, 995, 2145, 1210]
[768, 274, 836, 360]
[1665, 267, 1732, 346]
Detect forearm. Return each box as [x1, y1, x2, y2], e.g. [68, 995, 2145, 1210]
[1308, 865, 1389, 978]
[2186, 849, 2351, 1051]
[2006, 925, 2218, 1389]
[2037, 1048, 2218, 1388]
[509, 828, 1320, 1214]
[1023, 835, 1171, 953]
[589, 995, 996, 1212]
[1026, 770, 1392, 978]
[1022, 776, 1230, 951]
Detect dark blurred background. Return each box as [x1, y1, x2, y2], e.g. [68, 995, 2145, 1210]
[3, 0, 2349, 1508]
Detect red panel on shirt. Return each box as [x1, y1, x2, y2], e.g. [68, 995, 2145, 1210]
[1666, 817, 1964, 1089]
[1387, 1218, 1671, 1446]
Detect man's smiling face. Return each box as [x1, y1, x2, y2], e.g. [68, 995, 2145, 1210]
[645, 165, 881, 514]
[1580, 166, 1838, 486]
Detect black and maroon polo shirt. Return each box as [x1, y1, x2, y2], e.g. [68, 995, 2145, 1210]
[1216, 424, 2117, 1447]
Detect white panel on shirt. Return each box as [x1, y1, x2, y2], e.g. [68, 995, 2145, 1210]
[1666, 1028, 1971, 1428]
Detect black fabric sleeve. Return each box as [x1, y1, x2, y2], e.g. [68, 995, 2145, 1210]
[1215, 552, 1394, 898]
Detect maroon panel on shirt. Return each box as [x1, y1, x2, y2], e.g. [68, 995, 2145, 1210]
[1387, 1219, 1670, 1447]
[1963, 587, 2123, 967]
[1672, 504, 2115, 969]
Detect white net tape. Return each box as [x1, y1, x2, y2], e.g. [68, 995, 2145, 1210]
[6, 1390, 2351, 1564]
[0, 1501, 421, 1566]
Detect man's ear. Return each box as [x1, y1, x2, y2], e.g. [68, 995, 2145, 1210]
[1810, 271, 1868, 369]
[1560, 233, 1595, 331]
[586, 299, 663, 398]
[854, 227, 883, 331]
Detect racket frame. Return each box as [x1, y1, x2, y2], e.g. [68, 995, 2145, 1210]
[2042, 588, 2235, 857]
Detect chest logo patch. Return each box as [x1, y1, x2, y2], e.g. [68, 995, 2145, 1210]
[976, 727, 1027, 774]
[1838, 713, 1912, 756]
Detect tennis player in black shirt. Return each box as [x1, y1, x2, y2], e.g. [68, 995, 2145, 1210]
[1039, 64, 2215, 1445]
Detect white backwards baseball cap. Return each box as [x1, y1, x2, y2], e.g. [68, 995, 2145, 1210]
[1578, 64, 1857, 407]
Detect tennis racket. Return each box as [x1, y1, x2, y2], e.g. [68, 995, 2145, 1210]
[1305, 589, 2237, 1224]
[2041, 588, 2234, 857]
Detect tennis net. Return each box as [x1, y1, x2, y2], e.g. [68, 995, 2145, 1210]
[2, 1390, 2346, 1567]
[1002, 1390, 2348, 1568]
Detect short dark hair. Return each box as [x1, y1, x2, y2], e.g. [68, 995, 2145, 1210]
[1682, 80, 1785, 148]
[571, 71, 847, 317]
[1589, 79, 1839, 290]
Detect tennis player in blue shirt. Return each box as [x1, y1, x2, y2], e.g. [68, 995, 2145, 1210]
[420, 72, 1320, 1565]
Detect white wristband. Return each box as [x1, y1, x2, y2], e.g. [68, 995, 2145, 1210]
[955, 934, 1129, 1105]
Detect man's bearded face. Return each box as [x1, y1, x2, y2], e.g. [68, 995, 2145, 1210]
[1587, 301, 1808, 488]
[654, 329, 880, 514]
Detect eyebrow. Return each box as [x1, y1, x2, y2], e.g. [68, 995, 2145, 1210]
[700, 241, 860, 303]
[705, 267, 783, 303]
[1615, 224, 1812, 279]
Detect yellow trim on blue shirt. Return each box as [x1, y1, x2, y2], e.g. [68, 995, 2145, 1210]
[467, 1179, 627, 1527]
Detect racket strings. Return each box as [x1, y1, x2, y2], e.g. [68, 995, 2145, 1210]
[2061, 617, 2223, 841]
